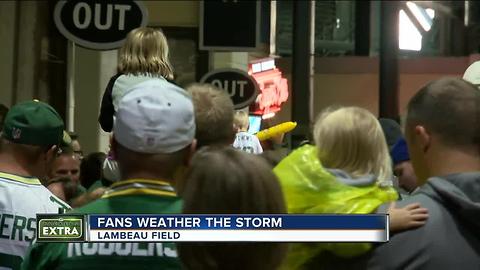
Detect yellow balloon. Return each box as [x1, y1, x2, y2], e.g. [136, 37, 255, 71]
[256, 121, 297, 141]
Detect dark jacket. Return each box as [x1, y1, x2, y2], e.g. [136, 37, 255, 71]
[365, 172, 480, 270]
[305, 172, 480, 270]
[98, 73, 123, 132]
[98, 73, 174, 132]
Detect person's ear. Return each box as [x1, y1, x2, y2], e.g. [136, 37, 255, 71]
[414, 125, 431, 153]
[43, 145, 58, 178]
[45, 145, 58, 162]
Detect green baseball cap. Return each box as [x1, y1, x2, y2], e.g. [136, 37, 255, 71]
[1, 100, 64, 146]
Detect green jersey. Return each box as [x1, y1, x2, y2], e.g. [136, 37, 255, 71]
[22, 179, 183, 270]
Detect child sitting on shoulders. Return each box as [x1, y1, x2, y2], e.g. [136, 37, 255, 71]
[99, 27, 174, 132]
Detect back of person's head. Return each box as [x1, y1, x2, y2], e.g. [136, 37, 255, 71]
[233, 110, 249, 131]
[112, 79, 196, 180]
[178, 146, 286, 270]
[186, 83, 235, 148]
[406, 77, 480, 149]
[79, 152, 107, 189]
[313, 106, 393, 184]
[0, 100, 64, 179]
[118, 27, 174, 80]
[405, 77, 480, 182]
[378, 118, 403, 149]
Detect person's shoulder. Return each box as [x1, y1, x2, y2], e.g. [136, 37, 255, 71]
[377, 190, 439, 212]
[71, 197, 110, 214]
[396, 191, 444, 216]
[106, 73, 123, 88]
[72, 194, 183, 214]
[365, 225, 432, 269]
[10, 181, 71, 212]
[366, 193, 448, 269]
[109, 72, 123, 81]
[396, 192, 434, 205]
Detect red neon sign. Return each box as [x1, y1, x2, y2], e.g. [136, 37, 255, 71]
[248, 60, 289, 116]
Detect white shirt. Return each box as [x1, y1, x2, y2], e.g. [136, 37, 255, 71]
[233, 131, 263, 154]
[0, 171, 70, 264]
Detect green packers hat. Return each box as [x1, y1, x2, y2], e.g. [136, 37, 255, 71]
[1, 100, 64, 146]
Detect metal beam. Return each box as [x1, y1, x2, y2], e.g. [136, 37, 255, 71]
[291, 0, 314, 147]
[355, 1, 371, 55]
[379, 1, 400, 120]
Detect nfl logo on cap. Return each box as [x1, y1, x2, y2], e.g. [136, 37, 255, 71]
[12, 127, 21, 139]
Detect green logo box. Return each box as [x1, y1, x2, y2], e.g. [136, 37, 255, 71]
[37, 214, 86, 242]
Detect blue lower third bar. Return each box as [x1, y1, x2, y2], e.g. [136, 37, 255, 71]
[87, 214, 389, 242]
[89, 214, 388, 229]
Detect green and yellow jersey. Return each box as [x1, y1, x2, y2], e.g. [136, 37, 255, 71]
[22, 179, 182, 270]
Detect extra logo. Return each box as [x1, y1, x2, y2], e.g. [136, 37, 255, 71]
[37, 214, 85, 242]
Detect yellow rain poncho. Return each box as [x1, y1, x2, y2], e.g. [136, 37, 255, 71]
[273, 145, 398, 269]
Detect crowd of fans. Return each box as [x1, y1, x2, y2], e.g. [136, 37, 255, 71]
[0, 27, 478, 270]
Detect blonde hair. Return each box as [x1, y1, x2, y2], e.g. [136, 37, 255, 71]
[233, 111, 249, 131]
[118, 27, 174, 80]
[313, 106, 393, 184]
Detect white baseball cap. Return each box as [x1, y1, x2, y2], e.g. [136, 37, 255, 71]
[463, 61, 480, 86]
[113, 79, 195, 154]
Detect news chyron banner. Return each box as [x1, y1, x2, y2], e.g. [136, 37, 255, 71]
[36, 214, 389, 242]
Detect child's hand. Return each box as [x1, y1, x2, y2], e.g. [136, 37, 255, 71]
[388, 202, 429, 232]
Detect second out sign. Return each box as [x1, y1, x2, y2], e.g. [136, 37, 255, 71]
[200, 68, 259, 109]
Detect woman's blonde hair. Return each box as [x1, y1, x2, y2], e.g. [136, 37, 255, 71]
[118, 27, 174, 79]
[313, 106, 393, 184]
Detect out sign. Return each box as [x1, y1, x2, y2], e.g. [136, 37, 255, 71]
[201, 68, 259, 109]
[54, 0, 148, 50]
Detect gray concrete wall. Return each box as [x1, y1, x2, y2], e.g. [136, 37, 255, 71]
[73, 47, 117, 154]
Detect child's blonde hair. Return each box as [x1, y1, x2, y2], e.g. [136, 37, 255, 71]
[313, 106, 393, 184]
[118, 27, 174, 80]
[233, 111, 249, 131]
